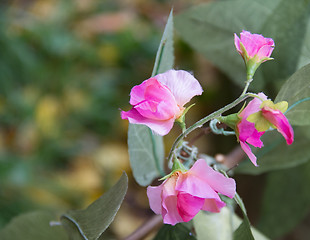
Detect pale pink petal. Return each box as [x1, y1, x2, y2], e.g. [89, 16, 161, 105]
[177, 192, 205, 222]
[240, 141, 258, 166]
[257, 44, 274, 60]
[202, 198, 226, 213]
[262, 107, 294, 145]
[234, 33, 241, 53]
[162, 195, 183, 225]
[185, 159, 236, 198]
[239, 92, 267, 119]
[147, 185, 163, 215]
[156, 70, 203, 107]
[121, 108, 175, 135]
[240, 32, 259, 57]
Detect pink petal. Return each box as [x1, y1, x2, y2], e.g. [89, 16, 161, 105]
[147, 185, 163, 215]
[134, 100, 178, 120]
[156, 70, 203, 107]
[121, 108, 175, 135]
[246, 129, 265, 148]
[237, 120, 264, 148]
[234, 33, 241, 53]
[162, 195, 183, 225]
[257, 44, 274, 60]
[262, 107, 294, 145]
[202, 198, 226, 213]
[185, 159, 236, 199]
[240, 141, 258, 166]
[239, 92, 268, 119]
[177, 192, 205, 222]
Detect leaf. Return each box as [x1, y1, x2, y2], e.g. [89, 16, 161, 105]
[193, 207, 233, 240]
[257, 161, 310, 239]
[128, 124, 165, 186]
[153, 223, 196, 240]
[233, 193, 255, 240]
[128, 9, 174, 186]
[0, 211, 68, 240]
[235, 126, 310, 175]
[275, 63, 310, 126]
[61, 173, 128, 240]
[175, 0, 310, 90]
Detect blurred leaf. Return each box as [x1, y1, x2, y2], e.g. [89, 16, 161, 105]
[128, 10, 174, 186]
[276, 63, 310, 126]
[153, 223, 196, 240]
[175, 0, 310, 90]
[0, 211, 68, 240]
[257, 161, 310, 238]
[61, 173, 128, 240]
[235, 127, 310, 175]
[233, 193, 254, 240]
[193, 207, 233, 240]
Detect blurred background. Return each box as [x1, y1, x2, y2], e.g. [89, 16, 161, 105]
[1, 0, 309, 239]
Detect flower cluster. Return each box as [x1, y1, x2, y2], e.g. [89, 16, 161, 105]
[121, 30, 294, 225]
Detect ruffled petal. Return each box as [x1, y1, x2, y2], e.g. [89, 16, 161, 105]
[185, 159, 236, 199]
[147, 185, 163, 215]
[162, 195, 183, 225]
[156, 70, 203, 107]
[262, 107, 294, 145]
[202, 198, 226, 213]
[177, 192, 205, 222]
[240, 141, 258, 166]
[121, 108, 175, 136]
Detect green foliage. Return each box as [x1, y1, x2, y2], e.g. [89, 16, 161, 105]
[61, 173, 128, 240]
[235, 127, 310, 175]
[0, 211, 68, 240]
[276, 63, 310, 126]
[153, 223, 196, 240]
[128, 10, 174, 186]
[257, 161, 310, 239]
[175, 0, 310, 90]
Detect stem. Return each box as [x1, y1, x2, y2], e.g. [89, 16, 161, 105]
[167, 94, 250, 162]
[241, 76, 253, 96]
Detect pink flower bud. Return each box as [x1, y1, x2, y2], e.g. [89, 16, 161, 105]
[121, 70, 203, 135]
[234, 30, 274, 62]
[147, 159, 236, 225]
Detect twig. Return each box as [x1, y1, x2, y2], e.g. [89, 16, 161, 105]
[123, 215, 163, 240]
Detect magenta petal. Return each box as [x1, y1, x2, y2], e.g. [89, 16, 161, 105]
[257, 44, 274, 60]
[147, 185, 163, 215]
[121, 108, 175, 135]
[202, 198, 226, 213]
[156, 70, 203, 107]
[186, 160, 236, 198]
[240, 141, 258, 166]
[262, 108, 294, 145]
[234, 33, 241, 53]
[177, 192, 205, 222]
[239, 92, 268, 119]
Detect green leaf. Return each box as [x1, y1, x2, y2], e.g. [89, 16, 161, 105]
[193, 207, 233, 240]
[276, 63, 310, 126]
[257, 161, 310, 238]
[61, 173, 128, 240]
[233, 193, 255, 240]
[235, 127, 310, 175]
[153, 223, 196, 240]
[128, 9, 174, 186]
[175, 0, 310, 90]
[0, 211, 68, 240]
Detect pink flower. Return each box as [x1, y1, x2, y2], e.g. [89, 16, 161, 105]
[237, 93, 294, 166]
[121, 70, 203, 135]
[234, 30, 274, 62]
[147, 159, 236, 225]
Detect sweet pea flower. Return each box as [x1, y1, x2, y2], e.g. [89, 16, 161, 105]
[121, 70, 203, 135]
[147, 159, 236, 225]
[237, 93, 294, 166]
[234, 30, 274, 78]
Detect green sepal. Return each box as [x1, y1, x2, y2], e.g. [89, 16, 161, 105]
[159, 158, 187, 181]
[175, 104, 196, 132]
[218, 113, 240, 130]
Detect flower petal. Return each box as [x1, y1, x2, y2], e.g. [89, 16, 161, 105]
[234, 33, 241, 53]
[185, 159, 236, 198]
[147, 185, 163, 215]
[156, 70, 203, 107]
[202, 198, 226, 213]
[240, 141, 258, 166]
[239, 92, 268, 119]
[121, 108, 175, 135]
[162, 195, 183, 225]
[177, 192, 205, 222]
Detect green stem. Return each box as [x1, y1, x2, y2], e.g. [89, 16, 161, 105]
[241, 76, 253, 96]
[167, 93, 251, 162]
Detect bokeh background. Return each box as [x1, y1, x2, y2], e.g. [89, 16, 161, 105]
[1, 0, 309, 239]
